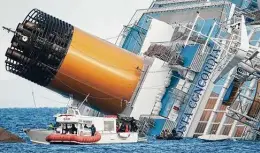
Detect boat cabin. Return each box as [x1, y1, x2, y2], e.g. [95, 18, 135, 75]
[54, 107, 117, 136]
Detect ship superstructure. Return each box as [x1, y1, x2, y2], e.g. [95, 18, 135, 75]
[115, 0, 260, 140]
[2, 0, 260, 140]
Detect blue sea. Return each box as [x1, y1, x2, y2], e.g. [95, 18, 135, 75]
[0, 108, 260, 153]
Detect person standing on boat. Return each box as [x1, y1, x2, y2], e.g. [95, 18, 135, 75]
[172, 128, 177, 137]
[130, 117, 137, 132]
[62, 124, 69, 134]
[84, 124, 96, 136]
[116, 122, 120, 132]
[90, 124, 96, 136]
[70, 124, 78, 134]
[119, 123, 126, 132]
[161, 130, 166, 138]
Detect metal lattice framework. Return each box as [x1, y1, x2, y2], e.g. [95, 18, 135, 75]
[4, 9, 74, 86]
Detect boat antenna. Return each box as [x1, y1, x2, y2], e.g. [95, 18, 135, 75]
[31, 84, 37, 108]
[2, 26, 28, 41]
[2, 26, 16, 34]
[78, 94, 90, 110]
[67, 94, 73, 107]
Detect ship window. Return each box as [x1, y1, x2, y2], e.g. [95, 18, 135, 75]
[104, 121, 114, 131]
[75, 111, 79, 115]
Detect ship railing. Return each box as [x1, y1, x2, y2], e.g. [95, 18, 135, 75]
[116, 0, 232, 47]
[169, 88, 190, 105]
[116, 0, 236, 48]
[173, 14, 234, 56]
[152, 0, 209, 10]
[234, 0, 259, 19]
[172, 5, 260, 56]
[115, 9, 148, 47]
[153, 0, 204, 5]
[146, 1, 231, 14]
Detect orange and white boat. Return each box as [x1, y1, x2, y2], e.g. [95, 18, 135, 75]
[24, 106, 145, 145]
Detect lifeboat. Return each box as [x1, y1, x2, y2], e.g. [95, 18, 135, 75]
[46, 132, 101, 144]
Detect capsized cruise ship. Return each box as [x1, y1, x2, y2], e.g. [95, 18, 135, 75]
[114, 0, 260, 140]
[2, 0, 260, 141]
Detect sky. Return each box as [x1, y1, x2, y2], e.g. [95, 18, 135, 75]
[0, 0, 153, 108]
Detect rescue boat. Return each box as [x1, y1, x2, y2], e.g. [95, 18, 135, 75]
[24, 104, 146, 145]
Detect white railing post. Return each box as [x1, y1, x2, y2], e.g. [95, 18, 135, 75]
[184, 12, 200, 46]
[201, 21, 217, 54]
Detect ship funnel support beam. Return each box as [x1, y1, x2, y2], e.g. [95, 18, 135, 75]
[4, 9, 74, 86]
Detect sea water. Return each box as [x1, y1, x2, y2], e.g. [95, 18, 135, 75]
[0, 108, 259, 153]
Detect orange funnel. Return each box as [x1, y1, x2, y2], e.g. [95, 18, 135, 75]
[4, 9, 144, 114]
[50, 28, 144, 114]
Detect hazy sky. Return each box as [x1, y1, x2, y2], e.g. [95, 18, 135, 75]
[0, 0, 152, 108]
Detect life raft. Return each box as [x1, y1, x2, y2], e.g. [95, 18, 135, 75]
[46, 132, 101, 144]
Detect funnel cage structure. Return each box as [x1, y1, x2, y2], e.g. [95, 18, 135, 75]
[5, 9, 74, 86]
